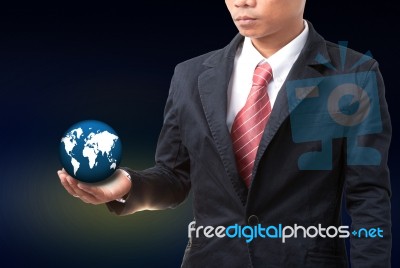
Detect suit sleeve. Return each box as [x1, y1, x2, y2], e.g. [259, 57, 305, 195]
[107, 67, 191, 215]
[345, 61, 392, 267]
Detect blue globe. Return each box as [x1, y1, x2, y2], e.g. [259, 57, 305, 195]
[59, 120, 122, 183]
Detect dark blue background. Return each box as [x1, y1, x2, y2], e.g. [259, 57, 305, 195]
[0, 1, 398, 267]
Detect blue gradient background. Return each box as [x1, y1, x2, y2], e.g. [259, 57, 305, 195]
[0, 2, 398, 267]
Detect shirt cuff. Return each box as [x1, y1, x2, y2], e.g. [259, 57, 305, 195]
[115, 168, 132, 203]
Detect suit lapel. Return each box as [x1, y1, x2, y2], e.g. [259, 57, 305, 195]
[198, 34, 249, 204]
[252, 22, 332, 182]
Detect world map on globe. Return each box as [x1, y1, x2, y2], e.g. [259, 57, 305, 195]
[59, 120, 122, 183]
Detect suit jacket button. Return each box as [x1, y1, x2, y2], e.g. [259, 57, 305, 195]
[248, 215, 259, 225]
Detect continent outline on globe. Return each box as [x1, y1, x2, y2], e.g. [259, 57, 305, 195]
[82, 130, 119, 170]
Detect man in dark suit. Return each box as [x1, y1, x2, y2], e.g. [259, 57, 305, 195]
[58, 0, 392, 266]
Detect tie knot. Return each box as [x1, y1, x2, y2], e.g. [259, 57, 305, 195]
[252, 62, 273, 87]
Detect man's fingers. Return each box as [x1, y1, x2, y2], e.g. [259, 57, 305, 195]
[68, 182, 102, 204]
[59, 171, 80, 197]
[78, 193, 102, 204]
[65, 176, 94, 197]
[59, 171, 104, 204]
[57, 168, 119, 204]
[77, 182, 105, 197]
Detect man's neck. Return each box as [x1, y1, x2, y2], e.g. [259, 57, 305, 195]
[251, 20, 305, 58]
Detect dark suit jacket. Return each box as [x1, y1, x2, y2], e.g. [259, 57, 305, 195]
[108, 22, 392, 267]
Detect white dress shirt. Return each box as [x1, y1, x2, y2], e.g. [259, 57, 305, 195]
[226, 21, 309, 131]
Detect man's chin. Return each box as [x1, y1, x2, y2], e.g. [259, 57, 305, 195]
[238, 30, 259, 38]
[237, 27, 270, 39]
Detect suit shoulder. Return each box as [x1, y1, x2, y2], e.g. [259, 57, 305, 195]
[325, 40, 378, 70]
[167, 48, 224, 97]
[173, 48, 223, 74]
[172, 34, 242, 75]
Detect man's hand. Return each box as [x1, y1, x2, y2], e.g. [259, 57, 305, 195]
[58, 168, 132, 205]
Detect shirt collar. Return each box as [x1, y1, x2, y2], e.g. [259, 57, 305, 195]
[241, 20, 309, 80]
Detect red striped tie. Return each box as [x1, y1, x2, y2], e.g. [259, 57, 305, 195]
[231, 62, 273, 188]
